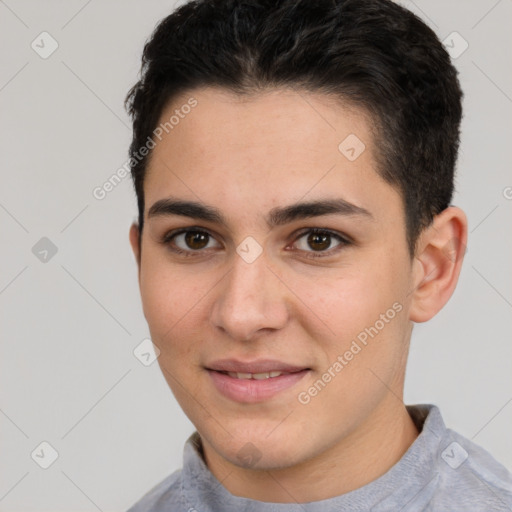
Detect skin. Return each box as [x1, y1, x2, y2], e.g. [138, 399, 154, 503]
[129, 86, 467, 503]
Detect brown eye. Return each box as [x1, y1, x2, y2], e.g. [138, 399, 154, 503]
[162, 229, 221, 255]
[307, 231, 332, 251]
[292, 228, 349, 258]
[184, 231, 210, 250]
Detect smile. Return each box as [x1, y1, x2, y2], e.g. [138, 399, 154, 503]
[206, 360, 310, 403]
[224, 371, 287, 379]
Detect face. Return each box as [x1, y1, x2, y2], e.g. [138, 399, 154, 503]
[132, 87, 417, 471]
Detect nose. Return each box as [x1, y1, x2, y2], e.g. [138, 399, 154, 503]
[210, 250, 289, 342]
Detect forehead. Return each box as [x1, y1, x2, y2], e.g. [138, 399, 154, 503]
[143, 86, 402, 226]
[151, 86, 375, 167]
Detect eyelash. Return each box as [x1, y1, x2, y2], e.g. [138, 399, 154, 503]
[160, 227, 352, 260]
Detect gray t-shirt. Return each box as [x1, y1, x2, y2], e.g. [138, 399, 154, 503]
[127, 404, 512, 511]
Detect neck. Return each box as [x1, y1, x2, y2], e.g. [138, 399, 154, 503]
[201, 398, 419, 503]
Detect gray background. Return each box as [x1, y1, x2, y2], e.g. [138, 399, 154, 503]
[0, 0, 511, 510]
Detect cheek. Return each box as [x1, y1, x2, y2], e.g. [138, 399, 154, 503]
[295, 266, 397, 335]
[293, 272, 408, 426]
[140, 273, 178, 334]
[294, 256, 409, 372]
[140, 261, 208, 401]
[139, 255, 199, 343]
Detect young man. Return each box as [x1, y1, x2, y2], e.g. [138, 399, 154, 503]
[125, 0, 512, 510]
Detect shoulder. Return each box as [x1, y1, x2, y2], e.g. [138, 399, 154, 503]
[126, 469, 184, 512]
[429, 427, 512, 511]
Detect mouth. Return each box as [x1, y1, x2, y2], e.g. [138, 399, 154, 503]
[205, 359, 311, 403]
[220, 370, 293, 380]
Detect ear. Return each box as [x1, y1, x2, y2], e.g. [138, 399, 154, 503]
[129, 222, 141, 275]
[409, 206, 468, 323]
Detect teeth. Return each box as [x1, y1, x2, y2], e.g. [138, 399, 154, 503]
[226, 371, 284, 379]
[230, 372, 253, 379]
[253, 372, 272, 380]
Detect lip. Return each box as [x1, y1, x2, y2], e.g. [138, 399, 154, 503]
[205, 359, 310, 403]
[206, 359, 308, 374]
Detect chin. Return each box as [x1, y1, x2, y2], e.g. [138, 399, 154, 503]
[206, 420, 315, 470]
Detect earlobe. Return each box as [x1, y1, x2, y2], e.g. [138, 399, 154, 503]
[409, 207, 467, 323]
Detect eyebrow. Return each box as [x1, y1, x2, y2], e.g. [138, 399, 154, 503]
[147, 197, 373, 228]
